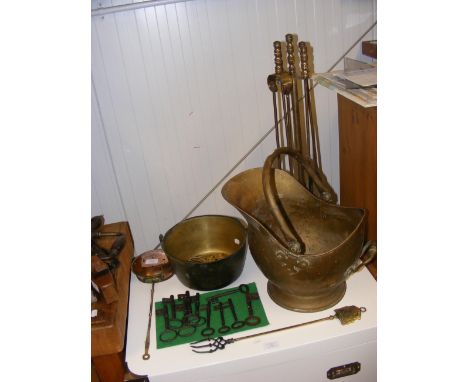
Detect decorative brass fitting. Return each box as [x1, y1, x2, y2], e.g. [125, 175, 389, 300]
[268, 40, 292, 94]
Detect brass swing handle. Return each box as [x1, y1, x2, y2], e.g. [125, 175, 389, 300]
[347, 240, 377, 276]
[262, 147, 336, 254]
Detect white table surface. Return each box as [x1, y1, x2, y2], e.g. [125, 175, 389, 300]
[125, 249, 377, 379]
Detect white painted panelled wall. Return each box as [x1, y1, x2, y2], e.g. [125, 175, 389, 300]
[91, 0, 377, 254]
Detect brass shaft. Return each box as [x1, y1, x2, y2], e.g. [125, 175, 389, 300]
[234, 315, 335, 343]
[272, 92, 281, 161]
[142, 282, 155, 360]
[282, 93, 295, 175]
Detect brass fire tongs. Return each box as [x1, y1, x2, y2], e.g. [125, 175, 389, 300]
[190, 305, 366, 354]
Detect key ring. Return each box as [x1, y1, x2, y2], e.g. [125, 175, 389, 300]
[218, 325, 231, 334]
[159, 328, 178, 343]
[178, 325, 196, 337]
[191, 316, 206, 327]
[168, 318, 183, 330]
[231, 320, 245, 329]
[245, 315, 261, 326]
[201, 327, 215, 337]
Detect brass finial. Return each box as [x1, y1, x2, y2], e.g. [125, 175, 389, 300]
[273, 41, 284, 74]
[285, 34, 295, 75]
[298, 41, 309, 78]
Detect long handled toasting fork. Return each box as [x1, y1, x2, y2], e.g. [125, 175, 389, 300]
[190, 305, 366, 353]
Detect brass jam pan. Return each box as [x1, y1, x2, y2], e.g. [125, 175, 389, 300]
[131, 249, 174, 284]
[160, 215, 248, 291]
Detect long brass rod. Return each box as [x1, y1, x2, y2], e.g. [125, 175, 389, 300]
[272, 92, 281, 161]
[290, 78, 304, 182]
[142, 282, 155, 360]
[277, 96, 286, 169]
[276, 89, 287, 169]
[234, 315, 335, 342]
[303, 78, 314, 189]
[307, 84, 323, 171]
[285, 33, 304, 183]
[305, 79, 317, 164]
[283, 93, 295, 175]
[304, 80, 312, 158]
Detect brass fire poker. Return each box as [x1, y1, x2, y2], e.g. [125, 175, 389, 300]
[298, 41, 324, 181]
[299, 41, 313, 189]
[286, 34, 304, 183]
[270, 41, 282, 152]
[268, 41, 291, 171]
[190, 305, 366, 353]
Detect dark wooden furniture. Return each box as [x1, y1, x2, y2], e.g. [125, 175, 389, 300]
[92, 222, 134, 382]
[337, 94, 377, 279]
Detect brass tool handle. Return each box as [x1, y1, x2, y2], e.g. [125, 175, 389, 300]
[348, 241, 377, 275]
[298, 41, 309, 79]
[285, 34, 295, 76]
[274, 41, 284, 75]
[267, 41, 284, 93]
[262, 147, 336, 254]
[142, 282, 155, 360]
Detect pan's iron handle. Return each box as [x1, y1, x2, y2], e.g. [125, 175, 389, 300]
[155, 234, 164, 250]
[262, 147, 337, 254]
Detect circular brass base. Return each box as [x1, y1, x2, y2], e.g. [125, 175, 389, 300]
[267, 281, 347, 313]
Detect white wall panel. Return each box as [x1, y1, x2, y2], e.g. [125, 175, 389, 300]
[91, 81, 126, 224]
[91, 0, 377, 254]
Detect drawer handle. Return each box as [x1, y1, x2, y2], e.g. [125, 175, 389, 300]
[327, 362, 361, 379]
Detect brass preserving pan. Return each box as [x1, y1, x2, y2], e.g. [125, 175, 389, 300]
[160, 215, 248, 291]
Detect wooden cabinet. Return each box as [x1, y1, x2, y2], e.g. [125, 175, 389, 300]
[337, 94, 377, 278]
[92, 222, 134, 382]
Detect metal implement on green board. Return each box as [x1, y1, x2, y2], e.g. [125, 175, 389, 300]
[190, 305, 366, 353]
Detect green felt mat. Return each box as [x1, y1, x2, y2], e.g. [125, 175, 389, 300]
[155, 282, 269, 349]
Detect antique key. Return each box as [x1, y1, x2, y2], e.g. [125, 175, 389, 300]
[177, 291, 196, 337]
[163, 295, 182, 330]
[227, 298, 245, 329]
[239, 284, 261, 326]
[217, 301, 230, 334]
[192, 293, 206, 327]
[201, 299, 215, 337]
[158, 301, 178, 343]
